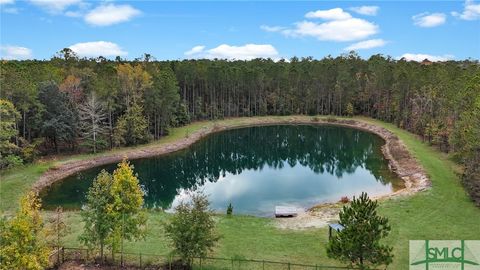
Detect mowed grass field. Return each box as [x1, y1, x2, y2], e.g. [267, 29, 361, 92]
[1, 116, 479, 269]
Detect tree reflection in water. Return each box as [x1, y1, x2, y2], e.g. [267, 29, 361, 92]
[41, 125, 403, 215]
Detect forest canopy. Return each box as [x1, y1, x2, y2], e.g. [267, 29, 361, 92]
[0, 49, 479, 204]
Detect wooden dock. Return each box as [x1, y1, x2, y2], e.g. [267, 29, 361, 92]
[275, 206, 298, 217]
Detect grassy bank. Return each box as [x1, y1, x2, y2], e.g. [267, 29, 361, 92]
[1, 116, 479, 268]
[360, 117, 480, 267]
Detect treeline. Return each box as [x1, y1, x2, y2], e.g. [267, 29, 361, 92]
[0, 49, 479, 204]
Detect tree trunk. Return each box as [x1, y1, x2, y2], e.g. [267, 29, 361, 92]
[54, 137, 59, 154]
[23, 110, 26, 140]
[92, 115, 96, 153]
[15, 121, 19, 146]
[93, 131, 96, 154]
[109, 110, 113, 149]
[121, 211, 125, 267]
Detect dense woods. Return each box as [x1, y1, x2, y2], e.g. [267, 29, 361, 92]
[0, 49, 479, 204]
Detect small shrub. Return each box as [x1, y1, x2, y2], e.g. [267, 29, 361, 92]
[345, 102, 354, 117]
[339, 196, 350, 203]
[311, 116, 320, 122]
[462, 152, 480, 207]
[20, 138, 43, 163]
[226, 203, 233, 215]
[164, 192, 220, 267]
[79, 138, 109, 153]
[326, 115, 337, 122]
[0, 154, 23, 169]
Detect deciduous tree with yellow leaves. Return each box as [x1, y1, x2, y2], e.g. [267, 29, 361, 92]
[79, 158, 146, 264]
[0, 192, 50, 270]
[110, 158, 147, 265]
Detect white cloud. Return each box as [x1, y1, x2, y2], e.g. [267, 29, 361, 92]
[413, 13, 446, 27]
[452, 0, 480, 20]
[350, 6, 379, 16]
[344, 39, 387, 51]
[283, 18, 379, 42]
[207, 44, 279, 60]
[260, 25, 286, 32]
[305, 8, 352, 20]
[262, 8, 379, 42]
[0, 45, 33, 60]
[84, 4, 141, 26]
[0, 0, 14, 5]
[185, 44, 280, 60]
[184, 45, 205, 56]
[68, 41, 127, 57]
[398, 53, 454, 62]
[29, 0, 82, 13]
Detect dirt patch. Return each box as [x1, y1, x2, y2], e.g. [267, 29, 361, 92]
[275, 203, 342, 230]
[32, 117, 430, 230]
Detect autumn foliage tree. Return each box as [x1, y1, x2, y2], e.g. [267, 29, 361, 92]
[59, 74, 84, 104]
[0, 99, 21, 168]
[116, 63, 152, 108]
[113, 103, 150, 146]
[0, 192, 50, 270]
[79, 159, 146, 262]
[110, 159, 147, 264]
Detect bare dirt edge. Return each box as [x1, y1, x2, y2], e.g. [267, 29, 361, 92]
[32, 117, 431, 230]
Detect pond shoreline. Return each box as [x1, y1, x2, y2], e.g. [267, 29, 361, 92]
[33, 116, 430, 227]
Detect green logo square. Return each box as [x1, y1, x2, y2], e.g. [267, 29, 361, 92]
[410, 240, 480, 270]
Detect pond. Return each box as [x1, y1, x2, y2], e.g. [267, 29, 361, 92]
[40, 125, 404, 216]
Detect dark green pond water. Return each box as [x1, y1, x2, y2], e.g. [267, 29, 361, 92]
[41, 125, 403, 216]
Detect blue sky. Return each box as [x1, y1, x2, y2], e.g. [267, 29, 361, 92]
[1, 0, 479, 61]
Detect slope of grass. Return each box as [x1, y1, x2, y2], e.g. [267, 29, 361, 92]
[361, 117, 480, 268]
[60, 212, 332, 265]
[1, 116, 479, 269]
[0, 161, 52, 213]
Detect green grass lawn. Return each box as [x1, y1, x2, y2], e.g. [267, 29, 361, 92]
[1, 116, 479, 269]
